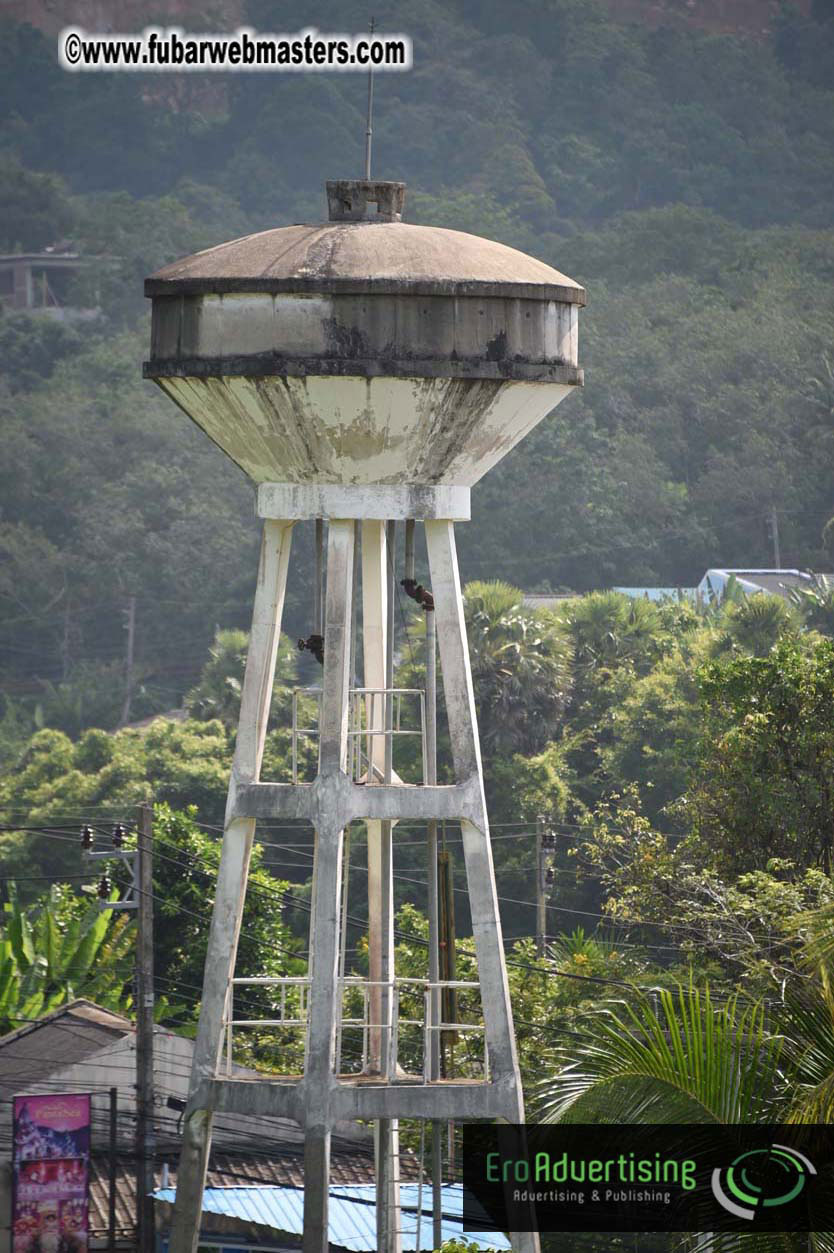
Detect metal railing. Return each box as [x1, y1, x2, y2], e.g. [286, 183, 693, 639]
[222, 975, 485, 1081]
[291, 686, 427, 784]
[223, 976, 309, 1076]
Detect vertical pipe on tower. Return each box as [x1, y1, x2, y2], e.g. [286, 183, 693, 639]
[303, 519, 355, 1253]
[425, 563, 443, 1245]
[314, 518, 324, 636]
[377, 520, 402, 1253]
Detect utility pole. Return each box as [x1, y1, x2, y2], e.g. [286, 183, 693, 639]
[418, 532, 444, 1250]
[768, 506, 781, 568]
[121, 595, 136, 726]
[535, 815, 546, 956]
[83, 812, 154, 1251]
[108, 1087, 117, 1253]
[136, 802, 155, 1253]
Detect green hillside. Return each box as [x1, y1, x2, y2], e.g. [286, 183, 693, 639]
[2, 0, 834, 726]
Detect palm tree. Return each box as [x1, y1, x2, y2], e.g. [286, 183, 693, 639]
[789, 578, 834, 638]
[715, 595, 800, 658]
[565, 590, 663, 682]
[537, 983, 782, 1126]
[185, 627, 299, 726]
[463, 580, 572, 757]
[535, 961, 834, 1251]
[783, 901, 834, 1124]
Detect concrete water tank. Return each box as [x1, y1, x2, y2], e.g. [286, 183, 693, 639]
[144, 179, 584, 486]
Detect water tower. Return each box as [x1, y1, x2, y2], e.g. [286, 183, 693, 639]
[144, 177, 583, 1253]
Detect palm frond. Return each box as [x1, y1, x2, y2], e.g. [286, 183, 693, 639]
[536, 985, 783, 1126]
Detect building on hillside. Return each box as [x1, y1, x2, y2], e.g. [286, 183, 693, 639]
[695, 568, 827, 603]
[612, 586, 695, 602]
[585, 570, 834, 606]
[0, 248, 100, 319]
[522, 588, 697, 606]
[520, 593, 574, 610]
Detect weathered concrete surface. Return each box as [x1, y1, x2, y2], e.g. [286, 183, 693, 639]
[169, 521, 293, 1253]
[144, 220, 585, 303]
[327, 179, 405, 222]
[204, 1076, 508, 1122]
[230, 777, 483, 824]
[149, 373, 573, 485]
[147, 183, 566, 1253]
[147, 291, 580, 371]
[257, 483, 471, 521]
[145, 192, 583, 495]
[303, 519, 354, 1253]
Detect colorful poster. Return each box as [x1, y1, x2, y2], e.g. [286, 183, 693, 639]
[12, 1095, 90, 1253]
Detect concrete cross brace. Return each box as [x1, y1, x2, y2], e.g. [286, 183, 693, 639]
[229, 776, 483, 824]
[202, 1077, 521, 1123]
[257, 482, 471, 521]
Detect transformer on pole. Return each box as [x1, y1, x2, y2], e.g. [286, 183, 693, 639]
[144, 176, 584, 1253]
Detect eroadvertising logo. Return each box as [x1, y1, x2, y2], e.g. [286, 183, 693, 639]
[461, 1125, 834, 1234]
[711, 1144, 816, 1220]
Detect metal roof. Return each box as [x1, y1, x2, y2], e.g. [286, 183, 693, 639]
[153, 1182, 510, 1251]
[145, 221, 585, 303]
[521, 593, 574, 609]
[697, 568, 815, 601]
[88, 1146, 397, 1241]
[613, 587, 696, 602]
[0, 1000, 132, 1101]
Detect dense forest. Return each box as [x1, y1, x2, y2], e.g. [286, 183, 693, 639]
[2, 0, 834, 725]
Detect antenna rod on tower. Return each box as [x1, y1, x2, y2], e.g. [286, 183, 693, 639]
[364, 17, 375, 179]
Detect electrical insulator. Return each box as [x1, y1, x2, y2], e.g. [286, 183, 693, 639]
[98, 874, 111, 899]
[112, 823, 126, 848]
[80, 825, 94, 849]
[545, 866, 555, 885]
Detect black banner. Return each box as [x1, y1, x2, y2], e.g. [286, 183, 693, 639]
[462, 1124, 834, 1232]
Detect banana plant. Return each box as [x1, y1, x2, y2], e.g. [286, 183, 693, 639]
[0, 884, 135, 1035]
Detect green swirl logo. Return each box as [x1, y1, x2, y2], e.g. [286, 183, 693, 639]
[711, 1145, 816, 1220]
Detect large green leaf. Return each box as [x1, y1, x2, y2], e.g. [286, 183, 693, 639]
[4, 900, 35, 969]
[65, 891, 121, 983]
[0, 884, 133, 1034]
[536, 984, 783, 1126]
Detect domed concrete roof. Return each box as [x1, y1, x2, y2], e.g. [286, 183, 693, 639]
[145, 221, 585, 304]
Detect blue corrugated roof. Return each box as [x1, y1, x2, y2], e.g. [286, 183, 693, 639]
[154, 1182, 510, 1251]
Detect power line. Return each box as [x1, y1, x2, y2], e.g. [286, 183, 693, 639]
[3, 821, 803, 993]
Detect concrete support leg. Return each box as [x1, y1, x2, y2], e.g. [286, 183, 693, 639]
[360, 519, 401, 1253]
[303, 520, 354, 1253]
[169, 522, 294, 1253]
[424, 519, 540, 1253]
[376, 1115, 401, 1253]
[361, 519, 388, 1071]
